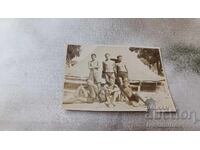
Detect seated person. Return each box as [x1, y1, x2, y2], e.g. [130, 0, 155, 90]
[65, 79, 98, 104]
[121, 80, 144, 107]
[103, 78, 121, 107]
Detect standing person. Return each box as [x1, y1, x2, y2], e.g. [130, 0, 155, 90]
[116, 55, 128, 85]
[88, 53, 101, 90]
[102, 53, 116, 83]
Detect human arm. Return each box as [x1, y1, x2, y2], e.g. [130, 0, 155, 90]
[88, 61, 93, 69]
[94, 60, 100, 69]
[113, 62, 117, 74]
[111, 85, 120, 93]
[125, 64, 128, 73]
[102, 61, 106, 73]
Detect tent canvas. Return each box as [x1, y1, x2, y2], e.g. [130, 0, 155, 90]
[63, 45, 176, 112]
[66, 46, 164, 82]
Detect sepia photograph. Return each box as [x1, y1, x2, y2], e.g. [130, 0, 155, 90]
[0, 0, 199, 147]
[63, 44, 176, 112]
[3, 18, 200, 131]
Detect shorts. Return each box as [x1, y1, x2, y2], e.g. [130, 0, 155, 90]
[129, 94, 139, 102]
[104, 72, 115, 83]
[117, 71, 128, 81]
[89, 70, 101, 84]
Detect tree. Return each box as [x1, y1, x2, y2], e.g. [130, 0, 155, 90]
[66, 45, 81, 67]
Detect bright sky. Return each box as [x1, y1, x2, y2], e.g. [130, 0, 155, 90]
[73, 45, 97, 62]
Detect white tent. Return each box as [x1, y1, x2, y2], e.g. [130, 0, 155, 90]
[66, 46, 164, 82]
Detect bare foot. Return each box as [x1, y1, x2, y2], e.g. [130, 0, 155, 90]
[105, 102, 111, 108]
[112, 103, 116, 107]
[130, 101, 139, 107]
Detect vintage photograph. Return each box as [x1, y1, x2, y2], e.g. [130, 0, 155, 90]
[63, 44, 176, 112]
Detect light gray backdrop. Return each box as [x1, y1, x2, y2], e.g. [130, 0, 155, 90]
[0, 19, 200, 130]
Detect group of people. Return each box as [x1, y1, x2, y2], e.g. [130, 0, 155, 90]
[74, 53, 144, 107]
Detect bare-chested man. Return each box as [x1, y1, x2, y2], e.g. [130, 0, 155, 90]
[102, 53, 116, 83]
[64, 79, 99, 104]
[103, 78, 120, 107]
[121, 80, 144, 107]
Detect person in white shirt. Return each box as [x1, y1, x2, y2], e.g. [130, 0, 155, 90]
[88, 53, 101, 90]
